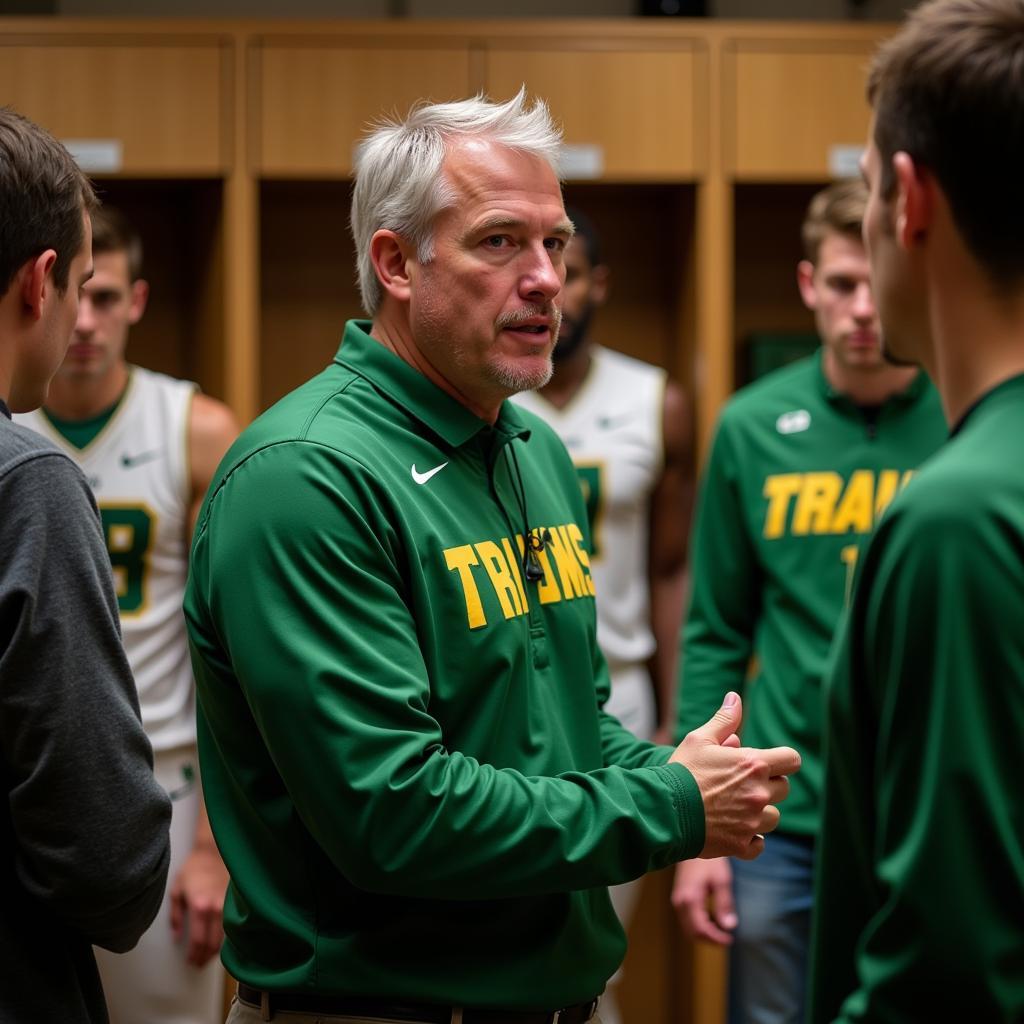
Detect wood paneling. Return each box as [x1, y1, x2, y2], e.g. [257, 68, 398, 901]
[0, 42, 225, 174]
[733, 182, 820, 384]
[259, 180, 358, 411]
[486, 45, 703, 182]
[256, 43, 472, 176]
[726, 39, 883, 181]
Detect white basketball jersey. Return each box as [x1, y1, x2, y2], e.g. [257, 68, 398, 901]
[18, 366, 197, 751]
[513, 345, 666, 669]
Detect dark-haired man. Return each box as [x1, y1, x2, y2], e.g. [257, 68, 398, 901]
[0, 107, 171, 1023]
[512, 209, 691, 1024]
[811, 1, 1024, 1020]
[19, 205, 237, 1024]
[673, 180, 945, 1024]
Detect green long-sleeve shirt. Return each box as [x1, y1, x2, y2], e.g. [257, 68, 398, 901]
[811, 373, 1024, 1023]
[677, 353, 945, 834]
[185, 321, 702, 1009]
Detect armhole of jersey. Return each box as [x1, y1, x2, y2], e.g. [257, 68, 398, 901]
[653, 370, 668, 474]
[179, 384, 198, 508]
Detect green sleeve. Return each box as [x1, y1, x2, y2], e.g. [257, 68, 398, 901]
[832, 502, 1024, 1020]
[195, 442, 703, 900]
[676, 417, 760, 741]
[594, 637, 693, 768]
[560, 428, 687, 776]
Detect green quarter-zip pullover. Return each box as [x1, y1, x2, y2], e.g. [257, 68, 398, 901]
[811, 373, 1024, 1023]
[185, 321, 702, 1009]
[677, 352, 946, 834]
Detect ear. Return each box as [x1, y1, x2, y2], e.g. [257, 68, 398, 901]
[128, 278, 149, 326]
[796, 259, 818, 311]
[589, 263, 611, 307]
[893, 151, 933, 251]
[370, 230, 414, 303]
[19, 250, 58, 321]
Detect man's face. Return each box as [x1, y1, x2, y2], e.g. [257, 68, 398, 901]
[553, 235, 608, 364]
[861, 136, 920, 367]
[797, 229, 883, 373]
[59, 248, 145, 381]
[11, 211, 94, 413]
[408, 139, 571, 407]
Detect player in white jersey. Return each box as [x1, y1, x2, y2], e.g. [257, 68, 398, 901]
[511, 207, 692, 1024]
[17, 207, 239, 1024]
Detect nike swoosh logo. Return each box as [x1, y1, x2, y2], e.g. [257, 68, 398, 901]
[120, 449, 163, 469]
[411, 461, 449, 485]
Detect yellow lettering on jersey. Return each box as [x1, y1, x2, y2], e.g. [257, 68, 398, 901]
[565, 523, 596, 597]
[763, 474, 803, 539]
[791, 472, 843, 535]
[517, 532, 563, 605]
[840, 544, 860, 606]
[443, 544, 487, 629]
[502, 537, 530, 613]
[764, 469, 920, 540]
[829, 469, 875, 534]
[547, 526, 588, 599]
[474, 541, 523, 620]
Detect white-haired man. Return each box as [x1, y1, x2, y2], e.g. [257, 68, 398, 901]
[186, 91, 800, 1024]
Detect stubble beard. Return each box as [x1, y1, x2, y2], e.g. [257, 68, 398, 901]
[490, 304, 561, 394]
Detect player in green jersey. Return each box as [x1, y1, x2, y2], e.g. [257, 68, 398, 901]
[672, 181, 947, 1024]
[810, 1, 1024, 1021]
[186, 91, 800, 1024]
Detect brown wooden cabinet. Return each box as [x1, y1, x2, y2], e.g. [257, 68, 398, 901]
[724, 35, 880, 181]
[484, 41, 705, 182]
[0, 37, 227, 175]
[255, 37, 473, 177]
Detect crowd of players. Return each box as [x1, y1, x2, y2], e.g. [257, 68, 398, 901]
[2, 1, 1023, 1022]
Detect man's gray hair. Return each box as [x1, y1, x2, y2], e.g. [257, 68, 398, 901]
[350, 88, 564, 315]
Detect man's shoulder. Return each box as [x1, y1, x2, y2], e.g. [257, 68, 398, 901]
[592, 344, 666, 384]
[727, 356, 819, 412]
[0, 417, 81, 481]
[212, 363, 378, 483]
[878, 427, 1022, 554]
[128, 364, 198, 401]
[0, 420, 95, 537]
[715, 356, 821, 441]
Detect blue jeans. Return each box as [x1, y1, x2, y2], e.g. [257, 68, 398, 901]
[727, 831, 815, 1024]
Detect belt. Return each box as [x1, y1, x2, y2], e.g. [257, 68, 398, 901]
[237, 982, 599, 1024]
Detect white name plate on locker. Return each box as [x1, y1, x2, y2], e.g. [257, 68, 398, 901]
[63, 139, 124, 174]
[828, 144, 864, 179]
[559, 144, 604, 180]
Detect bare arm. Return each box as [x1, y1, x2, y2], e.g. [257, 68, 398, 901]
[188, 392, 240, 540]
[649, 380, 694, 744]
[168, 393, 239, 966]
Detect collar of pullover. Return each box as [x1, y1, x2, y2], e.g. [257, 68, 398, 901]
[815, 345, 929, 413]
[334, 320, 532, 451]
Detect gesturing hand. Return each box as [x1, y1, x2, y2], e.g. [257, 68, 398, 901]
[669, 691, 801, 860]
